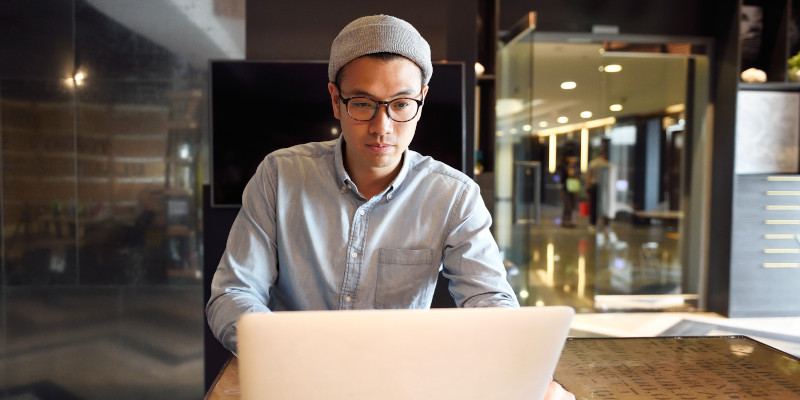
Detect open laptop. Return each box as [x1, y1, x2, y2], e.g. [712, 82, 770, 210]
[236, 306, 574, 400]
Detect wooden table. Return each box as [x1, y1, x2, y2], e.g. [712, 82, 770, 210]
[204, 356, 241, 400]
[205, 336, 800, 399]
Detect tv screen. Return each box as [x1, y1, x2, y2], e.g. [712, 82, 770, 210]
[210, 60, 466, 207]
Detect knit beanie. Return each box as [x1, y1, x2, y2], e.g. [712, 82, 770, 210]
[328, 15, 432, 85]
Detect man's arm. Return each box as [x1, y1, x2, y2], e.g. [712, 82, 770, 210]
[206, 159, 279, 355]
[440, 181, 519, 308]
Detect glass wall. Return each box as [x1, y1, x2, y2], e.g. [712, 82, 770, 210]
[495, 28, 710, 312]
[0, 1, 244, 398]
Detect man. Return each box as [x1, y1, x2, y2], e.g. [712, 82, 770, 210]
[206, 15, 573, 399]
[586, 146, 610, 228]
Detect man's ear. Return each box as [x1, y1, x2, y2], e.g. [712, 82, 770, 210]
[417, 84, 430, 118]
[328, 82, 341, 120]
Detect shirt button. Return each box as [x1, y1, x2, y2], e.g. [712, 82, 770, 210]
[345, 296, 352, 303]
[359, 209, 366, 216]
[387, 194, 393, 200]
[350, 251, 358, 258]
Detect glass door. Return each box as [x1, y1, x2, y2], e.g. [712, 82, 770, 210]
[494, 26, 711, 312]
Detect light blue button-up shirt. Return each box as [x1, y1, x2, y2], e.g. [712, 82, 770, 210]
[206, 137, 519, 353]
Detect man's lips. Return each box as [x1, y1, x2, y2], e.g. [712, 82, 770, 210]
[366, 143, 394, 153]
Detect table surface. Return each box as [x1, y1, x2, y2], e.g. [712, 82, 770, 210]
[204, 357, 241, 400]
[554, 336, 800, 399]
[205, 336, 800, 399]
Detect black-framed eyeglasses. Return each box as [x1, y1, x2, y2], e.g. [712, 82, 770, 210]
[337, 88, 424, 123]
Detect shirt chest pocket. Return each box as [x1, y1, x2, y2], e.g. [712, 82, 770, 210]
[375, 248, 438, 309]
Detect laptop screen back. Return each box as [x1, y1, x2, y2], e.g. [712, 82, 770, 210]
[237, 306, 574, 400]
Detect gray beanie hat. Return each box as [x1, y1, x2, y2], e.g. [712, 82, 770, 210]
[328, 15, 432, 85]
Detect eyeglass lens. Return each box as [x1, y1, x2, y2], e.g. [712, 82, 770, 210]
[347, 98, 419, 122]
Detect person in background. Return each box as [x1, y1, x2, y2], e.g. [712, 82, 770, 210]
[586, 146, 610, 229]
[559, 155, 580, 228]
[205, 14, 573, 400]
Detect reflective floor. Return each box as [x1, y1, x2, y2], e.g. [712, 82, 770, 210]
[504, 203, 691, 313]
[1, 286, 204, 399]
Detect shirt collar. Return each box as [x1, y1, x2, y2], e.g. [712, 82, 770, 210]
[333, 136, 409, 201]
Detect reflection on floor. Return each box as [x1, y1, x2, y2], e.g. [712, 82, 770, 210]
[505, 204, 690, 313]
[505, 204, 800, 359]
[1, 286, 204, 400]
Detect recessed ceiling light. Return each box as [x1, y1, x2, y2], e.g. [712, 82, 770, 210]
[665, 103, 685, 114]
[539, 121, 548, 128]
[557, 116, 569, 123]
[523, 124, 532, 132]
[580, 111, 593, 118]
[603, 64, 622, 73]
[609, 104, 623, 112]
[560, 81, 577, 90]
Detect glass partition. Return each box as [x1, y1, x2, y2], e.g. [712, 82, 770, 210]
[495, 27, 710, 312]
[0, 1, 244, 398]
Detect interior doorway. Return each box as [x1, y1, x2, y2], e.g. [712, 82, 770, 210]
[493, 27, 711, 312]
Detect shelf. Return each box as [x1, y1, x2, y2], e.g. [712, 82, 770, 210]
[738, 82, 800, 91]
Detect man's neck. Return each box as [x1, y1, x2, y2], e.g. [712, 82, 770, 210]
[348, 162, 402, 200]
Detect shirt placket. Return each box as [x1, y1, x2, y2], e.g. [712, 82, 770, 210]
[340, 197, 374, 309]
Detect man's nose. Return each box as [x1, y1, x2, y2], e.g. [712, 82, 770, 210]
[369, 104, 393, 135]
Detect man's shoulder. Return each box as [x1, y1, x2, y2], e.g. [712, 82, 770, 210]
[265, 140, 337, 166]
[406, 150, 474, 187]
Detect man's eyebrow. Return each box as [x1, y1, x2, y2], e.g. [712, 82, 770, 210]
[348, 88, 419, 98]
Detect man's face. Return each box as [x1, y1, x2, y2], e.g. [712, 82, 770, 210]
[328, 56, 429, 178]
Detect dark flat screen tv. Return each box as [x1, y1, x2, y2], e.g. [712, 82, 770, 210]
[210, 60, 466, 207]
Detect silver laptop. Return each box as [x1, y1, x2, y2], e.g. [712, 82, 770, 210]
[237, 306, 574, 400]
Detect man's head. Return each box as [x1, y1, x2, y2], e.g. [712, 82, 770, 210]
[328, 15, 432, 86]
[327, 15, 432, 182]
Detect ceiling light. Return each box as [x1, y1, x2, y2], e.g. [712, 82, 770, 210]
[557, 116, 569, 124]
[496, 99, 525, 117]
[560, 81, 577, 90]
[580, 111, 592, 118]
[523, 124, 532, 132]
[510, 128, 518, 134]
[665, 103, 685, 114]
[609, 104, 623, 112]
[603, 64, 622, 73]
[539, 121, 548, 128]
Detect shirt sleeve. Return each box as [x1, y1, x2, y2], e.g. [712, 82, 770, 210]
[441, 180, 520, 308]
[205, 158, 279, 355]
